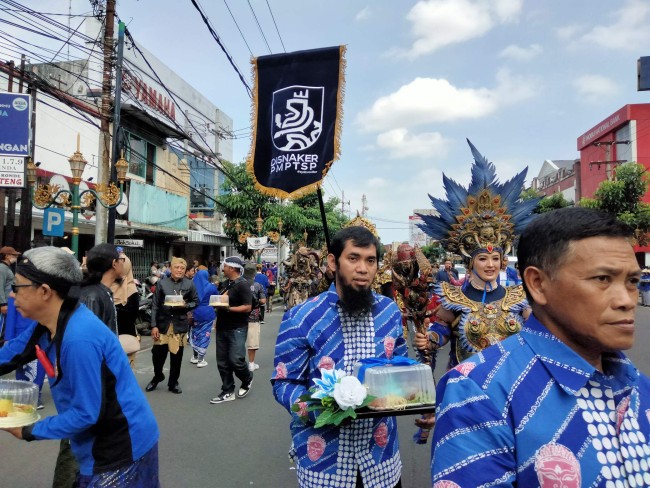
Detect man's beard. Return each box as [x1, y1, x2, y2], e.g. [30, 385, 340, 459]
[338, 277, 374, 314]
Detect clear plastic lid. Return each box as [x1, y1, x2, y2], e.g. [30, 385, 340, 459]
[209, 295, 229, 307]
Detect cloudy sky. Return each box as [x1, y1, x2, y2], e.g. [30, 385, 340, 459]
[7, 0, 650, 243]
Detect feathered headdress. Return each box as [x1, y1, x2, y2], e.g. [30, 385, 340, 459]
[418, 139, 539, 259]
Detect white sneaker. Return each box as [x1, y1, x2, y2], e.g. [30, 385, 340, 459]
[237, 378, 253, 398]
[197, 360, 208, 368]
[248, 362, 255, 372]
[190, 356, 199, 364]
[253, 363, 260, 370]
[210, 391, 235, 404]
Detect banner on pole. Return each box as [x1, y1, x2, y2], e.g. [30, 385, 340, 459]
[0, 91, 30, 158]
[247, 236, 269, 250]
[246, 46, 346, 199]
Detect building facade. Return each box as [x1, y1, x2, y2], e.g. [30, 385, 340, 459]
[0, 18, 238, 278]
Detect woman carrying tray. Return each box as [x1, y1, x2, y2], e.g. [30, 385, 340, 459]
[414, 140, 538, 370]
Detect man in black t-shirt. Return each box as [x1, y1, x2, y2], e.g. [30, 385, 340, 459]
[210, 256, 253, 404]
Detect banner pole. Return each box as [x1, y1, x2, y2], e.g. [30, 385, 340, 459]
[317, 188, 331, 250]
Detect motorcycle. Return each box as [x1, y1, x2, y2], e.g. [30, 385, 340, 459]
[134, 279, 153, 336]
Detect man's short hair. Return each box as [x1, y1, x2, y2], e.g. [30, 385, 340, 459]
[86, 243, 119, 276]
[518, 207, 634, 299]
[329, 226, 380, 262]
[19, 247, 82, 297]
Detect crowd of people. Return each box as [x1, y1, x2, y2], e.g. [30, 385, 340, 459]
[0, 148, 649, 487]
[0, 240, 280, 486]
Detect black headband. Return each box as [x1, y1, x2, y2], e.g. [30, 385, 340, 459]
[16, 257, 77, 295]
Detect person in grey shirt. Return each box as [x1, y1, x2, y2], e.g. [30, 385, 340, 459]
[0, 246, 21, 316]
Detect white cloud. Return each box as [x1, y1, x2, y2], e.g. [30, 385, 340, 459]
[499, 43, 542, 61]
[355, 6, 371, 21]
[560, 0, 650, 50]
[572, 75, 621, 103]
[357, 69, 536, 132]
[398, 0, 523, 58]
[376, 129, 451, 159]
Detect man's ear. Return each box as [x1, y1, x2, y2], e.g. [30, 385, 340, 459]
[326, 253, 337, 275]
[522, 266, 549, 306]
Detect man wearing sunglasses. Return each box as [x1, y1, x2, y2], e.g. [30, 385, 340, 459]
[0, 246, 160, 486]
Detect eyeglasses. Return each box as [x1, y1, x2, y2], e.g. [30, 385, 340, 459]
[11, 283, 39, 293]
[116, 257, 126, 262]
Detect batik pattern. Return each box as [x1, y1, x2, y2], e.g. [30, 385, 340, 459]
[273, 286, 405, 488]
[431, 315, 650, 487]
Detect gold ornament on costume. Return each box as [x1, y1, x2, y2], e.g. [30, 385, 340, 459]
[344, 214, 378, 237]
[94, 183, 121, 207]
[418, 140, 539, 260]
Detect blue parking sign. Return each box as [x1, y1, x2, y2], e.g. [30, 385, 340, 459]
[0, 91, 30, 156]
[43, 208, 65, 237]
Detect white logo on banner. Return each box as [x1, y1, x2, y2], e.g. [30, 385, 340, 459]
[247, 236, 269, 250]
[272, 86, 323, 151]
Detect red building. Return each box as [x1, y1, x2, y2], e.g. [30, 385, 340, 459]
[577, 104, 650, 258]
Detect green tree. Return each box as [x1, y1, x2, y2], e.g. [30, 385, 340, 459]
[536, 192, 571, 214]
[520, 187, 541, 201]
[421, 242, 444, 262]
[578, 162, 650, 245]
[216, 161, 347, 257]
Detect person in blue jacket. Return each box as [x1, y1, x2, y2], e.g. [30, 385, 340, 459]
[0, 246, 160, 487]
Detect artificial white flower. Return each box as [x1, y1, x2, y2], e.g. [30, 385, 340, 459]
[332, 375, 367, 409]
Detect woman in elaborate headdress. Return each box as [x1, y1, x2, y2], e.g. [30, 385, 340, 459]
[415, 140, 539, 370]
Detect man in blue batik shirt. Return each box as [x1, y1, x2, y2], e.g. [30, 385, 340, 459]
[272, 226, 406, 488]
[431, 207, 650, 487]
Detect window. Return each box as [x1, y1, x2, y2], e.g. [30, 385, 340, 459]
[125, 131, 156, 184]
[616, 124, 632, 164]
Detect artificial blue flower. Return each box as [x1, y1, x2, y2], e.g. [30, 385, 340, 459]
[311, 368, 346, 399]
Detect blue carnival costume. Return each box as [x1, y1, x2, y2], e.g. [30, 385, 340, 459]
[0, 305, 159, 478]
[272, 285, 406, 488]
[191, 269, 219, 360]
[431, 314, 650, 486]
[418, 140, 538, 369]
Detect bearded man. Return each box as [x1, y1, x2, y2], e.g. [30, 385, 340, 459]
[272, 226, 406, 488]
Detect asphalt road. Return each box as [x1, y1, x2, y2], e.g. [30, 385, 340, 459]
[1, 302, 650, 487]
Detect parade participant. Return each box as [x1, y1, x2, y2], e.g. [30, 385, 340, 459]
[254, 264, 269, 323]
[243, 263, 266, 372]
[272, 226, 406, 488]
[189, 269, 219, 368]
[265, 265, 276, 312]
[111, 248, 140, 368]
[434, 260, 458, 284]
[415, 140, 538, 369]
[0, 247, 160, 486]
[0, 246, 20, 341]
[146, 257, 198, 394]
[210, 256, 253, 404]
[79, 243, 124, 335]
[431, 207, 650, 486]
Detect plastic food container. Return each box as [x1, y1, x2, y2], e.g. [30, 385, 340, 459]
[163, 295, 184, 307]
[0, 379, 40, 427]
[353, 362, 435, 411]
[209, 295, 229, 307]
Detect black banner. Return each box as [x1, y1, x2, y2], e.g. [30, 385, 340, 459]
[247, 46, 346, 199]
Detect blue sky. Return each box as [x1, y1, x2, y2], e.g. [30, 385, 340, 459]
[8, 0, 650, 243]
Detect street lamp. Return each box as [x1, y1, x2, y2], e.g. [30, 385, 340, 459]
[26, 135, 128, 257]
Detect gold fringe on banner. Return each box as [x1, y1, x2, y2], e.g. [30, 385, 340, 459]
[245, 45, 347, 201]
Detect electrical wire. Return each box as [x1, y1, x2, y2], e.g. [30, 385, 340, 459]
[187, 0, 252, 97]
[246, 0, 272, 54]
[222, 0, 253, 57]
[265, 0, 286, 53]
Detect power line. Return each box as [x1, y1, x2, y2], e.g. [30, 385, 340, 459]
[246, 0, 272, 54]
[187, 0, 252, 97]
[265, 0, 286, 53]
[222, 0, 253, 56]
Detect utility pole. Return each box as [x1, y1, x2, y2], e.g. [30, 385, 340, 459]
[107, 20, 125, 244]
[341, 190, 350, 217]
[95, 0, 116, 245]
[589, 140, 630, 180]
[361, 194, 369, 218]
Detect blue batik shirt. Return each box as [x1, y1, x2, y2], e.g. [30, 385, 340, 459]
[272, 284, 406, 488]
[431, 314, 650, 487]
